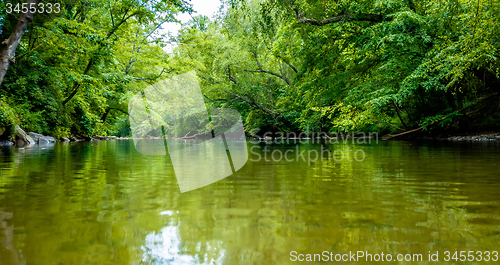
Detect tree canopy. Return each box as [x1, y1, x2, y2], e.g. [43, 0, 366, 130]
[1, 0, 499, 139]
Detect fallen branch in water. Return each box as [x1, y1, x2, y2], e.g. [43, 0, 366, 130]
[384, 126, 426, 140]
[177, 131, 212, 139]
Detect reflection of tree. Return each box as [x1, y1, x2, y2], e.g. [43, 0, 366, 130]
[0, 210, 20, 265]
[1, 141, 500, 264]
[0, 141, 178, 264]
[129, 71, 211, 139]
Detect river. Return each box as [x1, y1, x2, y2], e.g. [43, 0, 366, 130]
[0, 139, 499, 264]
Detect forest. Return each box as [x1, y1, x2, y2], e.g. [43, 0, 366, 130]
[1, 0, 499, 141]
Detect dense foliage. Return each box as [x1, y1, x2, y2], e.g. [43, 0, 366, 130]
[0, 0, 190, 139]
[1, 0, 499, 139]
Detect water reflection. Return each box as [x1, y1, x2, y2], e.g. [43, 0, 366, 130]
[0, 210, 20, 265]
[0, 140, 499, 264]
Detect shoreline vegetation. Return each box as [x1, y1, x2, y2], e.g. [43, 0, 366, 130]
[1, 1, 499, 146]
[2, 126, 499, 148]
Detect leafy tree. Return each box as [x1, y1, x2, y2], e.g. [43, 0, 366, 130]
[1, 0, 499, 140]
[0, 0, 191, 138]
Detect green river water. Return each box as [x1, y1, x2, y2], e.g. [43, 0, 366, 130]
[0, 139, 499, 264]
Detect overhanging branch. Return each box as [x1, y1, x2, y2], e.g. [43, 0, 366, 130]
[131, 68, 168, 81]
[297, 12, 386, 26]
[246, 51, 291, 85]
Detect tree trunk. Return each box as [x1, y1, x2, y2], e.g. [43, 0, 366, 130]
[0, 0, 40, 86]
[392, 101, 408, 130]
[61, 10, 137, 105]
[62, 56, 94, 105]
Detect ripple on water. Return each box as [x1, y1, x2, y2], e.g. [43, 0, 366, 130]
[0, 140, 500, 264]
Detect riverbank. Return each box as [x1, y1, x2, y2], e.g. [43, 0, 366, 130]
[384, 132, 500, 142]
[3, 132, 500, 148]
